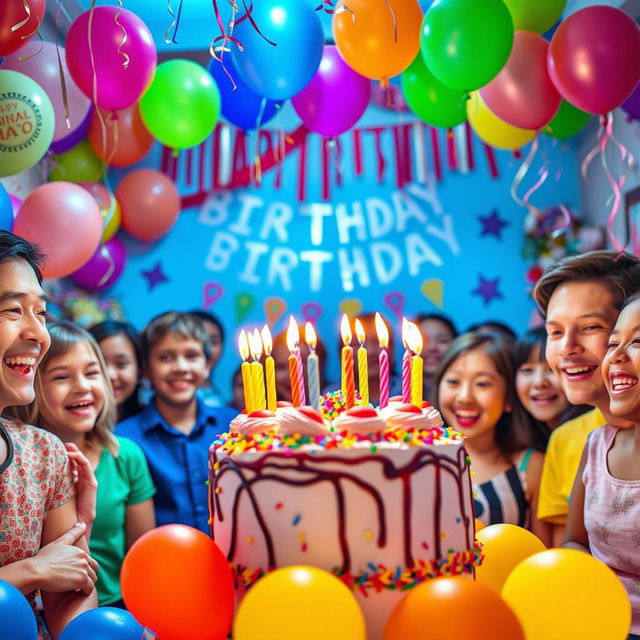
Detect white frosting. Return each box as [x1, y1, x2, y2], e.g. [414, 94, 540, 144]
[380, 403, 444, 431]
[277, 406, 330, 437]
[229, 412, 248, 433]
[333, 409, 386, 435]
[233, 413, 279, 437]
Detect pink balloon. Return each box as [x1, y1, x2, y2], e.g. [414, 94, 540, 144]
[70, 235, 126, 290]
[65, 6, 157, 111]
[481, 31, 561, 130]
[292, 45, 371, 137]
[548, 6, 640, 115]
[1, 41, 91, 142]
[14, 182, 102, 279]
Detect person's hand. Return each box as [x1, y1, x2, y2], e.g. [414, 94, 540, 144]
[65, 443, 97, 526]
[31, 522, 99, 595]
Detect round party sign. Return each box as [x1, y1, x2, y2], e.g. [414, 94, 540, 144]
[0, 70, 55, 178]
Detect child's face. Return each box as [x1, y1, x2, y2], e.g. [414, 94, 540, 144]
[419, 319, 455, 377]
[40, 342, 106, 440]
[438, 348, 509, 442]
[146, 332, 210, 407]
[603, 297, 640, 424]
[99, 333, 139, 406]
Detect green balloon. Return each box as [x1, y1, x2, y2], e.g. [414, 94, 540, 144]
[543, 100, 591, 140]
[49, 139, 103, 183]
[401, 54, 466, 128]
[140, 59, 221, 150]
[503, 0, 566, 34]
[421, 0, 514, 92]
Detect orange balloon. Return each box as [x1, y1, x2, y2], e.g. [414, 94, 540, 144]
[475, 518, 485, 532]
[115, 169, 180, 242]
[121, 525, 234, 640]
[384, 576, 524, 640]
[88, 104, 154, 167]
[333, 0, 422, 81]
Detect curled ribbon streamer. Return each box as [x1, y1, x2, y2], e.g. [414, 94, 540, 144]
[333, 1, 355, 19]
[549, 205, 573, 240]
[581, 116, 607, 181]
[234, 0, 276, 46]
[209, 1, 239, 91]
[383, 0, 398, 43]
[97, 246, 116, 288]
[510, 134, 547, 220]
[54, 0, 71, 129]
[164, 0, 177, 44]
[11, 0, 33, 32]
[113, 0, 130, 69]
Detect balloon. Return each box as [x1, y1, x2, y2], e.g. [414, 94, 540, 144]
[480, 31, 560, 130]
[65, 6, 157, 111]
[232, 0, 324, 100]
[13, 182, 102, 278]
[234, 566, 366, 640]
[401, 53, 466, 128]
[421, 0, 514, 92]
[384, 576, 524, 640]
[0, 579, 37, 640]
[115, 169, 180, 242]
[121, 525, 234, 640]
[503, 0, 566, 33]
[0, 0, 46, 57]
[207, 55, 282, 131]
[8, 193, 22, 218]
[49, 106, 92, 154]
[0, 70, 55, 178]
[543, 99, 590, 138]
[502, 549, 631, 640]
[88, 105, 153, 167]
[78, 182, 121, 243]
[333, 0, 422, 81]
[292, 45, 371, 137]
[548, 6, 640, 115]
[70, 235, 126, 291]
[140, 60, 220, 150]
[49, 139, 103, 183]
[1, 41, 91, 142]
[474, 524, 546, 593]
[59, 607, 145, 640]
[622, 82, 640, 120]
[467, 91, 535, 150]
[0, 183, 13, 231]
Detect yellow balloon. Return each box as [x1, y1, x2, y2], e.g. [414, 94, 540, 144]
[475, 524, 545, 593]
[234, 566, 366, 640]
[101, 197, 121, 243]
[502, 549, 631, 640]
[467, 91, 535, 150]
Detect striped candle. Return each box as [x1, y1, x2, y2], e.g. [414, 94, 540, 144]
[288, 353, 301, 407]
[379, 348, 389, 409]
[294, 346, 306, 406]
[305, 322, 321, 413]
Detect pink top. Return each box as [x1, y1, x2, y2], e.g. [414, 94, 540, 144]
[0, 419, 74, 639]
[583, 424, 640, 634]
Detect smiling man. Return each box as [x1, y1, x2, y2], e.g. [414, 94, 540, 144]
[533, 251, 640, 545]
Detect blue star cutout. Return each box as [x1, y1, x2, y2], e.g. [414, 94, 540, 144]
[141, 261, 169, 291]
[472, 275, 503, 306]
[478, 209, 509, 240]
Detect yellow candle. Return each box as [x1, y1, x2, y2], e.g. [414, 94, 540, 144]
[340, 314, 355, 409]
[261, 325, 277, 412]
[238, 330, 254, 414]
[408, 322, 424, 408]
[355, 318, 368, 406]
[249, 329, 266, 411]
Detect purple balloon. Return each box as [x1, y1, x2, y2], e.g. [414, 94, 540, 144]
[622, 81, 640, 120]
[292, 45, 371, 137]
[8, 194, 21, 218]
[70, 235, 126, 291]
[49, 106, 92, 154]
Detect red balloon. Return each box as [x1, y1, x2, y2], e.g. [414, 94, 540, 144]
[481, 31, 561, 130]
[0, 0, 46, 56]
[548, 6, 640, 115]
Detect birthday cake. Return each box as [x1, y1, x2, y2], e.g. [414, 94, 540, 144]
[209, 401, 479, 639]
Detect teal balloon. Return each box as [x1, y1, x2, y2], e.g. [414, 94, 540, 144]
[421, 0, 514, 92]
[140, 60, 221, 150]
[503, 0, 566, 34]
[401, 54, 466, 128]
[543, 100, 590, 139]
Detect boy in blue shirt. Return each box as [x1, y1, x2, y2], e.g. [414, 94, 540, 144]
[116, 311, 236, 533]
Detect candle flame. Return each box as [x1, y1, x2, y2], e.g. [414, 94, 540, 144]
[355, 318, 365, 345]
[407, 322, 424, 355]
[375, 312, 389, 349]
[261, 324, 272, 356]
[238, 330, 250, 361]
[305, 322, 317, 350]
[401, 317, 409, 348]
[286, 316, 299, 353]
[250, 328, 263, 360]
[340, 314, 352, 346]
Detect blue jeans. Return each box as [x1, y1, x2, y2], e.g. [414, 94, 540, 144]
[628, 634, 640, 639]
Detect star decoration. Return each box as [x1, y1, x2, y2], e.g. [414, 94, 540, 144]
[141, 261, 169, 291]
[471, 275, 503, 306]
[478, 209, 509, 240]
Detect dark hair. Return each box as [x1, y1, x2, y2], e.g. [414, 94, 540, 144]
[466, 320, 517, 341]
[533, 250, 640, 315]
[89, 320, 143, 421]
[0, 230, 45, 283]
[189, 310, 225, 344]
[433, 331, 546, 455]
[415, 313, 458, 339]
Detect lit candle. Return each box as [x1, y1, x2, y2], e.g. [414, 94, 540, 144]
[249, 329, 266, 411]
[261, 325, 277, 412]
[340, 314, 355, 410]
[355, 318, 369, 406]
[238, 330, 255, 414]
[401, 317, 411, 404]
[375, 312, 390, 409]
[287, 316, 302, 407]
[408, 322, 424, 408]
[305, 322, 321, 413]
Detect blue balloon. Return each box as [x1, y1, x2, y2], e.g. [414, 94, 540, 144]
[59, 607, 147, 640]
[0, 580, 38, 640]
[0, 183, 14, 232]
[207, 55, 283, 130]
[230, 0, 324, 101]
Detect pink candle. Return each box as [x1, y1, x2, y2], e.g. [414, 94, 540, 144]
[294, 346, 306, 406]
[401, 317, 411, 403]
[375, 313, 390, 409]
